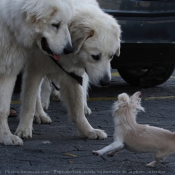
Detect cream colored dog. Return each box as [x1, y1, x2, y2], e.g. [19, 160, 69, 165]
[93, 91, 175, 167]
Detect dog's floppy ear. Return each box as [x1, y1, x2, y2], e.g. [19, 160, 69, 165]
[115, 23, 121, 57]
[69, 23, 94, 54]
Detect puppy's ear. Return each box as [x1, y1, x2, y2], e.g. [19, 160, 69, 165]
[112, 101, 119, 112]
[131, 91, 141, 100]
[114, 23, 121, 57]
[25, 12, 46, 31]
[69, 23, 94, 54]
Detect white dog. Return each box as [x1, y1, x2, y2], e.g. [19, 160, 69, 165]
[15, 0, 121, 142]
[93, 91, 175, 167]
[38, 73, 91, 116]
[0, 0, 73, 145]
[40, 76, 61, 111]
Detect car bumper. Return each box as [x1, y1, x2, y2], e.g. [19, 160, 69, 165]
[105, 10, 175, 67]
[111, 43, 175, 68]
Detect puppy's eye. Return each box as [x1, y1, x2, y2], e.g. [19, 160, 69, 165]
[110, 55, 114, 60]
[52, 23, 60, 29]
[91, 54, 100, 61]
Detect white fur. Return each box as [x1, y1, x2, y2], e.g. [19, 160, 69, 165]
[0, 0, 73, 145]
[38, 72, 91, 115]
[93, 91, 175, 167]
[15, 0, 121, 141]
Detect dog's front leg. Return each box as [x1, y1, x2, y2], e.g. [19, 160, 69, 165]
[34, 78, 52, 124]
[107, 146, 125, 157]
[15, 68, 44, 138]
[92, 141, 124, 156]
[83, 73, 91, 115]
[60, 77, 107, 139]
[40, 76, 52, 110]
[0, 74, 23, 145]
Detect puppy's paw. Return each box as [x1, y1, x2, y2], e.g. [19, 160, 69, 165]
[87, 129, 107, 140]
[34, 110, 52, 124]
[5, 134, 23, 146]
[50, 90, 60, 101]
[92, 150, 100, 156]
[84, 106, 92, 115]
[146, 161, 157, 168]
[42, 102, 49, 111]
[0, 129, 23, 146]
[15, 125, 32, 139]
[107, 153, 115, 157]
[34, 114, 52, 124]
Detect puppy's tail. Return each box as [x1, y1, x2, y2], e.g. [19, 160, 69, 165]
[112, 93, 129, 116]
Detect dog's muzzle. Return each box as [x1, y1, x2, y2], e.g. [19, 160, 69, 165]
[100, 74, 111, 86]
[41, 37, 73, 60]
[63, 42, 73, 55]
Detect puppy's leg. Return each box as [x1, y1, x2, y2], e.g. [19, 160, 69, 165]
[50, 79, 60, 102]
[60, 76, 107, 139]
[40, 76, 52, 110]
[107, 146, 125, 157]
[15, 69, 43, 138]
[42, 74, 60, 106]
[50, 88, 60, 101]
[0, 74, 23, 145]
[83, 73, 91, 115]
[146, 161, 159, 168]
[146, 150, 170, 167]
[34, 78, 52, 124]
[92, 141, 124, 156]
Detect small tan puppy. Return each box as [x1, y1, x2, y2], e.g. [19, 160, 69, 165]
[93, 91, 175, 167]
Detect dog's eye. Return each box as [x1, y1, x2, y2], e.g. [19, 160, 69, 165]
[52, 23, 60, 29]
[91, 54, 100, 61]
[110, 55, 114, 60]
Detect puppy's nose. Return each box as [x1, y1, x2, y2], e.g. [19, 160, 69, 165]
[100, 74, 111, 86]
[64, 43, 73, 54]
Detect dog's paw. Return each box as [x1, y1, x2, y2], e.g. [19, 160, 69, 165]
[84, 106, 92, 115]
[0, 132, 23, 146]
[15, 123, 33, 139]
[86, 129, 107, 140]
[34, 114, 52, 124]
[107, 153, 115, 157]
[5, 134, 23, 146]
[42, 102, 49, 111]
[50, 90, 60, 101]
[146, 161, 157, 168]
[92, 150, 100, 156]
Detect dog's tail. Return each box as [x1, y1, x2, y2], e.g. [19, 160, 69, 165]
[112, 93, 130, 116]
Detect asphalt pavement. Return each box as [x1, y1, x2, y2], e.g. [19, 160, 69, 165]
[0, 70, 175, 175]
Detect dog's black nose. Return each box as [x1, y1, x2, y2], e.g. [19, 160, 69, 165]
[64, 43, 73, 54]
[100, 74, 111, 86]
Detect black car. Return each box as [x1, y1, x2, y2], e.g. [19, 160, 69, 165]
[98, 0, 175, 88]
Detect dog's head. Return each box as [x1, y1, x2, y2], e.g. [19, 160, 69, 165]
[22, 0, 73, 58]
[113, 91, 144, 117]
[69, 6, 121, 87]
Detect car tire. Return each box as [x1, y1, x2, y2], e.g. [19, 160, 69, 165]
[117, 64, 175, 88]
